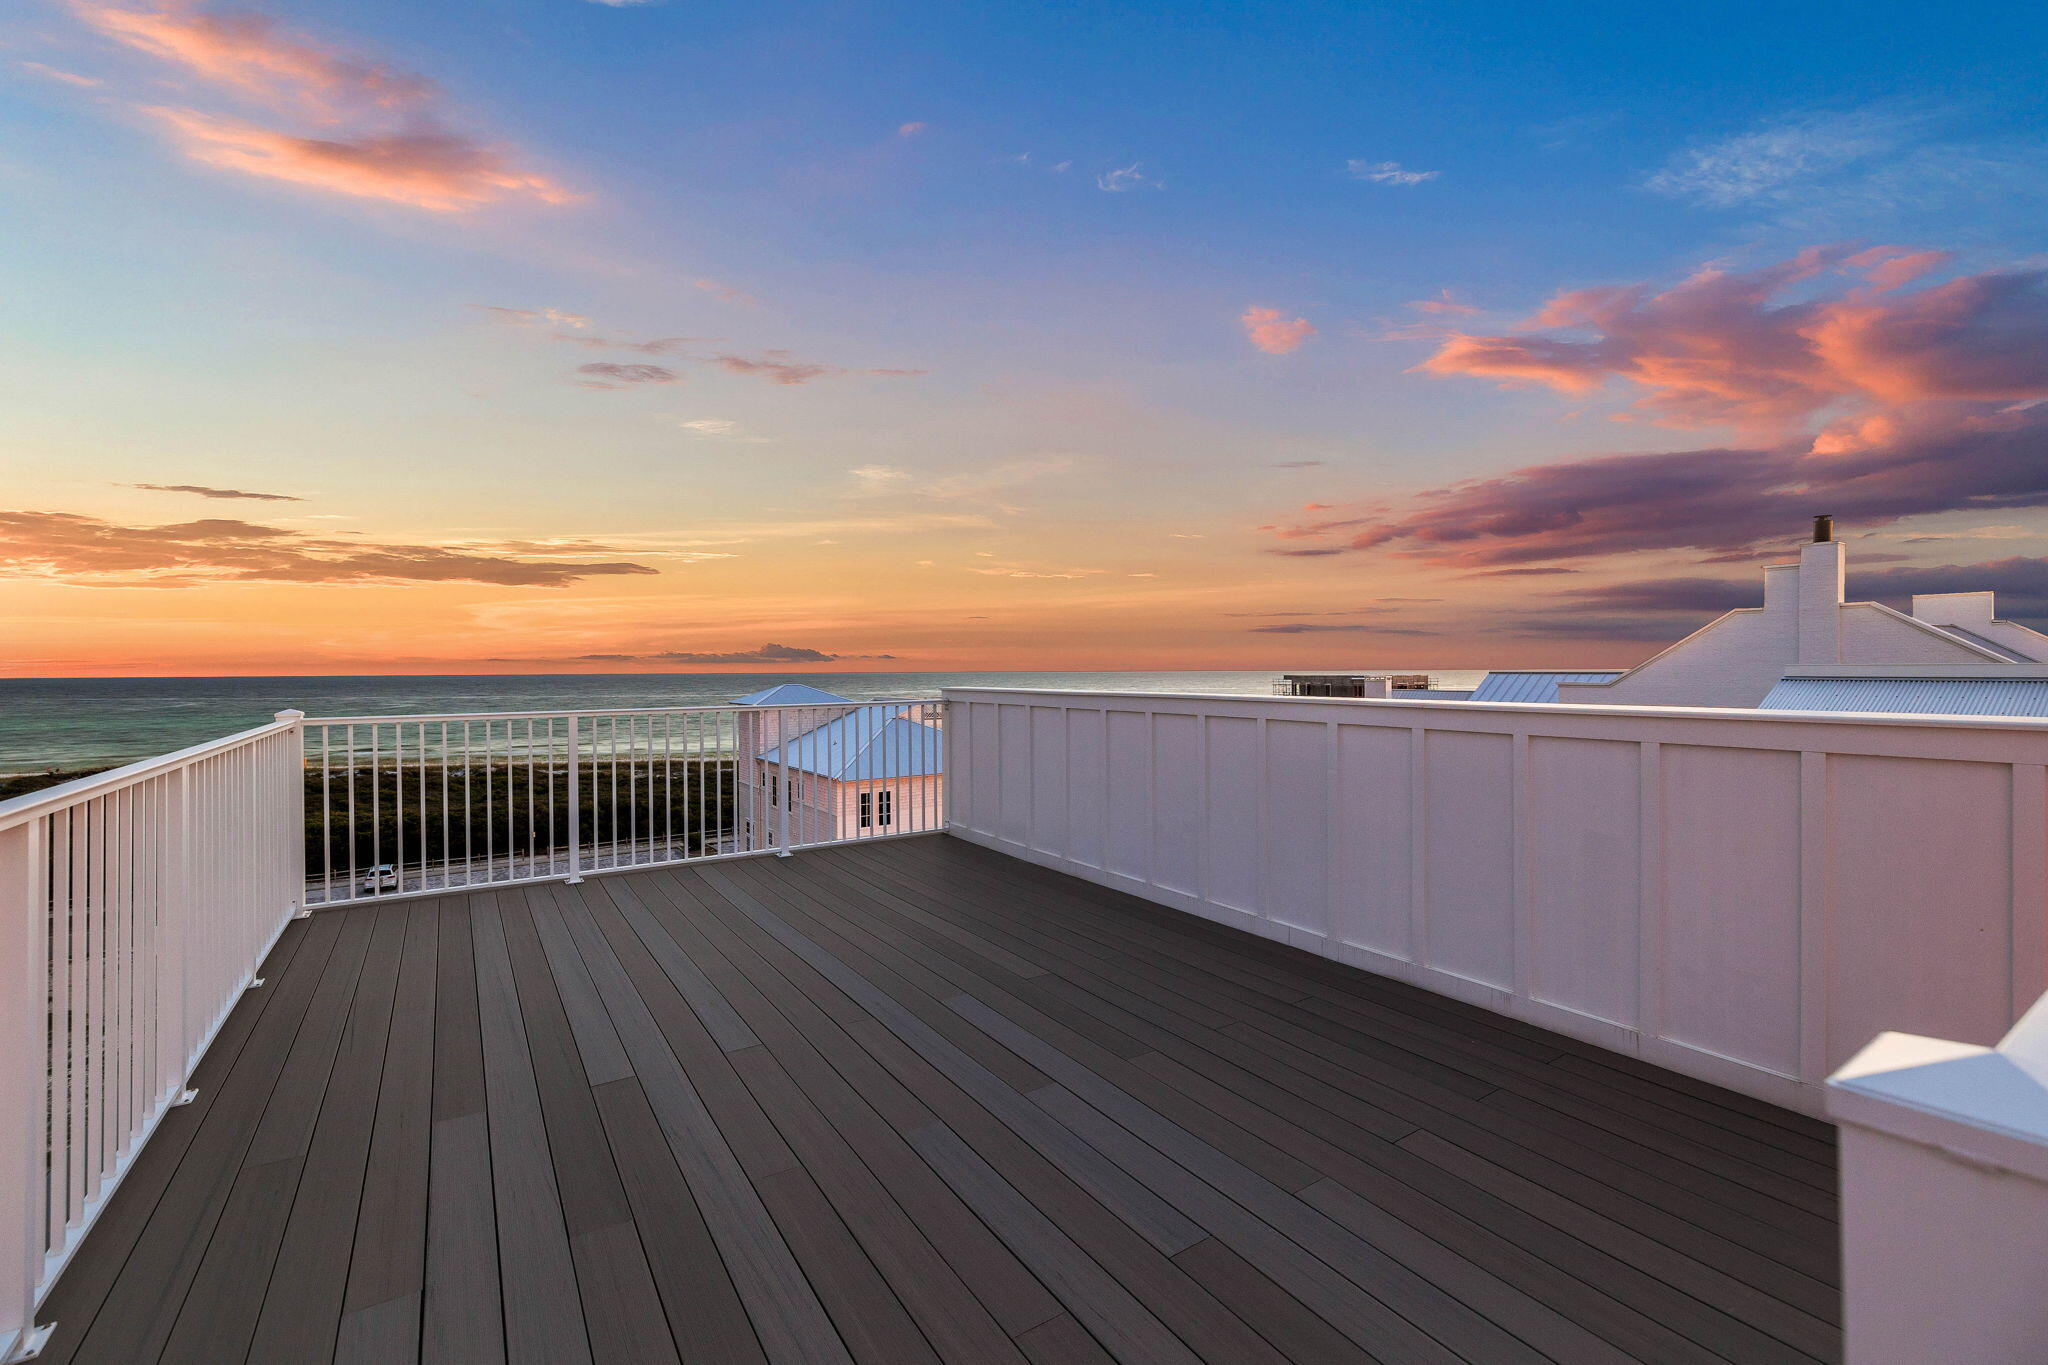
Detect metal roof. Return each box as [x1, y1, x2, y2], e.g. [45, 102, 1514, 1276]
[1760, 677, 2048, 717]
[1468, 671, 1625, 704]
[730, 682, 853, 707]
[1930, 625, 2037, 663]
[758, 704, 943, 780]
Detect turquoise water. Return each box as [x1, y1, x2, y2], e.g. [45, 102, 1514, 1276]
[0, 670, 1487, 773]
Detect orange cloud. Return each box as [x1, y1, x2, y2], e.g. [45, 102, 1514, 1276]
[0, 510, 658, 586]
[70, 2, 572, 212]
[146, 108, 573, 210]
[1240, 306, 1314, 355]
[71, 0, 430, 118]
[1414, 244, 2041, 432]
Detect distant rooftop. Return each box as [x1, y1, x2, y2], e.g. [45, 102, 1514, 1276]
[730, 682, 854, 707]
[758, 703, 943, 780]
[1468, 670, 1625, 704]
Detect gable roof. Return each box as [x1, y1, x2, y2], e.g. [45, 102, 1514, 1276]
[759, 704, 943, 780]
[730, 682, 853, 707]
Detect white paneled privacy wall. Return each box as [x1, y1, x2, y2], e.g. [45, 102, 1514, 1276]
[942, 687, 2048, 1116]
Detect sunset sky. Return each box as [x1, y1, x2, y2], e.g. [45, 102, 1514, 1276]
[5, 0, 2047, 675]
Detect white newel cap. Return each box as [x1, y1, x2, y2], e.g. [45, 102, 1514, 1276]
[1829, 992, 2048, 1184]
[274, 708, 307, 722]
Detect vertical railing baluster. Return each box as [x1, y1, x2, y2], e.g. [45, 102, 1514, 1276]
[566, 715, 583, 885]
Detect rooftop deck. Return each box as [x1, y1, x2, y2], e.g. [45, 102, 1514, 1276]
[35, 835, 1840, 1365]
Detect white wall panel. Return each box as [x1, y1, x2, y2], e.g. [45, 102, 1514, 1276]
[943, 687, 2048, 1115]
[1105, 709, 1151, 882]
[1423, 730, 1515, 989]
[1263, 720, 1331, 936]
[1331, 724, 1413, 958]
[1660, 744, 1803, 1075]
[1152, 712, 1203, 898]
[1825, 754, 2013, 1068]
[1526, 736, 1641, 1027]
[1203, 715, 1261, 915]
[1028, 706, 1067, 854]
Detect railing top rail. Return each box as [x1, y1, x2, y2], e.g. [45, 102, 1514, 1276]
[936, 685, 2048, 732]
[302, 698, 942, 726]
[0, 717, 298, 830]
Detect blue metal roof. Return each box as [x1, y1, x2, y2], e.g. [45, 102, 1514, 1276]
[1760, 677, 2048, 717]
[730, 682, 853, 707]
[1468, 671, 1625, 704]
[759, 704, 943, 780]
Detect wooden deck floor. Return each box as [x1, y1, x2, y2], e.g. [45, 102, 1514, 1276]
[36, 835, 1841, 1364]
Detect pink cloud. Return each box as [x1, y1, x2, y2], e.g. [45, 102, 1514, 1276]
[1240, 306, 1315, 355]
[71, 0, 431, 119]
[897, 121, 929, 138]
[1413, 245, 2041, 435]
[1268, 245, 2048, 567]
[149, 108, 574, 211]
[69, 1, 572, 213]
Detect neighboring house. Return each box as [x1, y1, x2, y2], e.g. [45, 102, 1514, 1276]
[731, 684, 943, 850]
[1544, 519, 2048, 709]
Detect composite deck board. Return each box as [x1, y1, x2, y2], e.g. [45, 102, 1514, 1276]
[35, 835, 1842, 1363]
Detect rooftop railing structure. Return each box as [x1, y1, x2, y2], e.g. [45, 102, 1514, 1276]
[5, 684, 2048, 1361]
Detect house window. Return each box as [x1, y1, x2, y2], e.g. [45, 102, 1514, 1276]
[858, 791, 874, 829]
[768, 773, 779, 805]
[876, 789, 893, 828]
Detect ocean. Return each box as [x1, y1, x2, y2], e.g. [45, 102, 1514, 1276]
[0, 670, 1488, 774]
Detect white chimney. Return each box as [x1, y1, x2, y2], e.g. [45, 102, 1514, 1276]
[1797, 518, 1847, 665]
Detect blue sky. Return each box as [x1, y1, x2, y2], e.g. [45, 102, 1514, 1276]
[4, 0, 2047, 673]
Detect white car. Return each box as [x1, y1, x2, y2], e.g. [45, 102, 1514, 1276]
[361, 864, 398, 894]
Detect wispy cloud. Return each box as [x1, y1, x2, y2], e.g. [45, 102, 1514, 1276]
[68, 1, 573, 212]
[1096, 162, 1160, 192]
[673, 418, 768, 442]
[480, 305, 590, 328]
[124, 482, 303, 502]
[1240, 306, 1315, 355]
[1645, 105, 2048, 236]
[691, 277, 756, 306]
[1646, 108, 1915, 208]
[575, 361, 680, 389]
[702, 351, 926, 385]
[1407, 289, 1480, 316]
[0, 509, 658, 586]
[18, 60, 104, 87]
[1346, 159, 1438, 186]
[519, 642, 895, 664]
[1248, 621, 1437, 635]
[896, 121, 929, 138]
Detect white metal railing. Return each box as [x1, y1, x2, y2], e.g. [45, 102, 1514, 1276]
[0, 717, 304, 1361]
[301, 700, 946, 905]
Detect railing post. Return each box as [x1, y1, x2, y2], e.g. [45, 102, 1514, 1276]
[565, 715, 583, 884]
[1831, 996, 2048, 1363]
[0, 820, 53, 1362]
[273, 713, 307, 918]
[776, 714, 793, 857]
